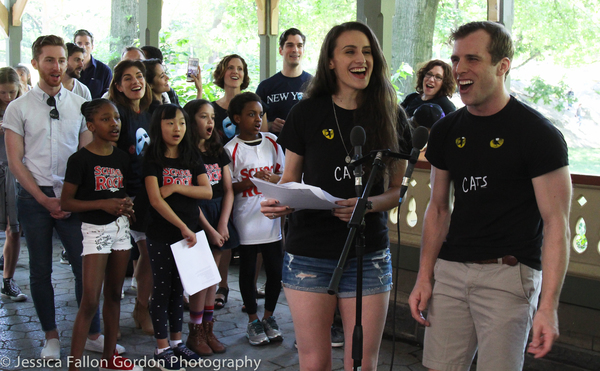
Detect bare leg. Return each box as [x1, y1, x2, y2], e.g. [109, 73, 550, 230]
[217, 249, 231, 290]
[131, 259, 138, 284]
[339, 291, 390, 371]
[101, 250, 129, 359]
[285, 287, 337, 371]
[135, 239, 152, 306]
[215, 249, 230, 307]
[69, 254, 109, 371]
[207, 249, 221, 306]
[2, 223, 21, 279]
[189, 288, 208, 314]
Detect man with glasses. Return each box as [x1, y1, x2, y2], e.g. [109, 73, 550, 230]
[74, 29, 112, 99]
[2, 35, 123, 360]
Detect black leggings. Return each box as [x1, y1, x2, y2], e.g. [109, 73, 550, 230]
[239, 240, 283, 315]
[147, 238, 184, 339]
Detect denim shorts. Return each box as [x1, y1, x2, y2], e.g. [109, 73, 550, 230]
[282, 248, 393, 298]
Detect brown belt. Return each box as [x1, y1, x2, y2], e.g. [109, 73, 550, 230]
[468, 255, 518, 266]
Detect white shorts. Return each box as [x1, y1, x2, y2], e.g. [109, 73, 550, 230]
[130, 229, 146, 243]
[81, 216, 131, 256]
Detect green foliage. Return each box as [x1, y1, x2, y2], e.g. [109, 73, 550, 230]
[524, 76, 577, 112]
[434, 0, 600, 68]
[433, 0, 487, 58]
[390, 63, 414, 103]
[513, 0, 600, 67]
[569, 148, 600, 175]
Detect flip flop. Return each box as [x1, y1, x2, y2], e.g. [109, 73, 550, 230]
[215, 287, 229, 310]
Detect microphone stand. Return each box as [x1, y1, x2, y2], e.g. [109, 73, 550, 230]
[328, 151, 388, 371]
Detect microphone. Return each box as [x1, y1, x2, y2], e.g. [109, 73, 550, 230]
[399, 126, 429, 203]
[350, 126, 366, 197]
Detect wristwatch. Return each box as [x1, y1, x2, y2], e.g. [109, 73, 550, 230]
[365, 200, 373, 210]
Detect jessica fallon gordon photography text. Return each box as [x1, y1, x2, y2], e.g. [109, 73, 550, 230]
[10, 355, 262, 370]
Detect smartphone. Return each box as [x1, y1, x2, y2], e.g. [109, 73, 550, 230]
[186, 58, 199, 82]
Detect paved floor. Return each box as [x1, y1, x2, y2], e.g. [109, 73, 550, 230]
[0, 236, 429, 371]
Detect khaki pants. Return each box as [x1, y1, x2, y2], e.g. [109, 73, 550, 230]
[423, 258, 541, 371]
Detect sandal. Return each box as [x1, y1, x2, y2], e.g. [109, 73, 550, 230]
[215, 287, 229, 310]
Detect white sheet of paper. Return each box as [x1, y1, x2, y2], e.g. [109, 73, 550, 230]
[251, 178, 344, 210]
[170, 231, 221, 296]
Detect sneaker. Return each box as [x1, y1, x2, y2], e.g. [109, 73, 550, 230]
[246, 319, 269, 346]
[99, 351, 143, 371]
[85, 334, 126, 354]
[331, 325, 344, 347]
[256, 283, 266, 298]
[130, 277, 137, 291]
[262, 316, 283, 342]
[40, 338, 60, 360]
[172, 343, 201, 365]
[154, 347, 185, 371]
[1, 278, 27, 302]
[60, 249, 70, 265]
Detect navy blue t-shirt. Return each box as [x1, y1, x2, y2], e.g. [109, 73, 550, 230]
[256, 71, 312, 132]
[78, 55, 112, 99]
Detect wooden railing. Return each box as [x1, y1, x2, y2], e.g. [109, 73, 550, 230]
[389, 162, 600, 281]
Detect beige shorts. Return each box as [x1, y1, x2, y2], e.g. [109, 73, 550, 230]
[423, 258, 542, 371]
[81, 216, 131, 256]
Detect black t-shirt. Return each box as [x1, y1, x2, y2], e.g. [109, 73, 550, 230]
[426, 96, 569, 270]
[211, 101, 237, 145]
[255, 71, 312, 132]
[401, 92, 456, 117]
[64, 147, 130, 225]
[278, 95, 401, 260]
[115, 104, 152, 197]
[143, 156, 207, 244]
[201, 150, 231, 199]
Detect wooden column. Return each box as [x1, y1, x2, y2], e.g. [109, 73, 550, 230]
[257, 0, 279, 81]
[139, 0, 162, 47]
[357, 0, 395, 68]
[488, 0, 514, 88]
[4, 0, 27, 66]
[488, 0, 513, 30]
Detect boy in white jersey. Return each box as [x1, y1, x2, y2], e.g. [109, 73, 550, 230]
[224, 92, 285, 346]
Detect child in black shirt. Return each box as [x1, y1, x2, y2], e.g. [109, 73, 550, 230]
[62, 99, 138, 371]
[143, 104, 213, 369]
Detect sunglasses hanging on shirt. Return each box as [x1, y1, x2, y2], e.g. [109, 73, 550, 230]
[46, 96, 59, 120]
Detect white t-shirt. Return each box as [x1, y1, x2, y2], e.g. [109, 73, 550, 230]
[71, 79, 92, 101]
[225, 132, 284, 245]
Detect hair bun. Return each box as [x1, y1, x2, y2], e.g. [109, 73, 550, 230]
[80, 101, 90, 115]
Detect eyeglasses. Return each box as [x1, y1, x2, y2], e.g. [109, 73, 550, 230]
[46, 96, 59, 120]
[425, 72, 443, 82]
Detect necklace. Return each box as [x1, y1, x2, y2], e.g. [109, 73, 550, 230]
[332, 97, 352, 164]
